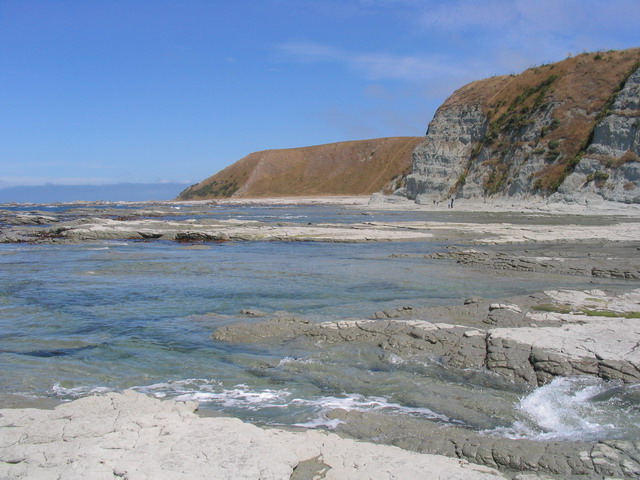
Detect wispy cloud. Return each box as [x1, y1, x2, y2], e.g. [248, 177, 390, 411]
[421, 0, 517, 30]
[273, 0, 639, 140]
[276, 41, 469, 82]
[421, 0, 639, 32]
[420, 0, 640, 59]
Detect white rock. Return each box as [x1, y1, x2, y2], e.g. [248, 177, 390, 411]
[0, 391, 507, 480]
[489, 303, 522, 313]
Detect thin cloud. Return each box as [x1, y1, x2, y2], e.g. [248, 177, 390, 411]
[276, 41, 468, 82]
[421, 0, 640, 47]
[417, 0, 640, 80]
[421, 1, 516, 30]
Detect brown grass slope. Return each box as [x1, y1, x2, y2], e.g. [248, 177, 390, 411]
[447, 47, 640, 194]
[178, 137, 423, 199]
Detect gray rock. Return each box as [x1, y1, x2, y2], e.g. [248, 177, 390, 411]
[556, 66, 640, 204]
[174, 231, 230, 242]
[328, 409, 640, 479]
[465, 297, 484, 305]
[405, 61, 640, 204]
[406, 103, 487, 201]
[239, 308, 268, 317]
[214, 289, 640, 386]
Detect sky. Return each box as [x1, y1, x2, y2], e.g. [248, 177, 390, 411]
[1, 0, 638, 191]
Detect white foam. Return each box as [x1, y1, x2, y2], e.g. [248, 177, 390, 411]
[175, 387, 291, 410]
[134, 380, 291, 411]
[387, 353, 405, 365]
[293, 417, 344, 429]
[49, 379, 453, 432]
[290, 393, 450, 428]
[277, 356, 318, 367]
[492, 377, 633, 441]
[50, 383, 112, 399]
[134, 380, 448, 429]
[133, 378, 222, 398]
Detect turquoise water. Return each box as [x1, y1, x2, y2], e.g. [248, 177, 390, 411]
[1, 205, 639, 441]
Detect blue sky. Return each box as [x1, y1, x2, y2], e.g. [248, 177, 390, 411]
[1, 0, 638, 189]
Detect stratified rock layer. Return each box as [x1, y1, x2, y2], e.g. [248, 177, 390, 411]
[405, 49, 640, 204]
[211, 288, 640, 478]
[213, 289, 640, 385]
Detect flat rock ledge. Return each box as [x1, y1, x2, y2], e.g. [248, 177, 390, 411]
[213, 289, 640, 385]
[0, 390, 506, 480]
[329, 409, 640, 480]
[428, 246, 640, 280]
[0, 216, 435, 244]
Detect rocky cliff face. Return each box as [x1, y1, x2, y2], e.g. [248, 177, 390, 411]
[178, 137, 422, 200]
[404, 48, 640, 204]
[557, 65, 640, 203]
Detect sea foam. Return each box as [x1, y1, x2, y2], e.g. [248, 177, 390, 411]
[492, 376, 640, 441]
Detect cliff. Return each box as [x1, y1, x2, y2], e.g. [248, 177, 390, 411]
[178, 137, 422, 200]
[405, 48, 640, 204]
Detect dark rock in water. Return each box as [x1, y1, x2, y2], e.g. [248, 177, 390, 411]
[588, 384, 640, 406]
[139, 231, 163, 239]
[239, 309, 267, 317]
[464, 297, 483, 305]
[174, 231, 230, 243]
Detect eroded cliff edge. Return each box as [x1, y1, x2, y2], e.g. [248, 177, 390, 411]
[404, 48, 640, 204]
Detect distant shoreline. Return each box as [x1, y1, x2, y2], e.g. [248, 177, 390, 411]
[173, 193, 640, 217]
[5, 193, 640, 217]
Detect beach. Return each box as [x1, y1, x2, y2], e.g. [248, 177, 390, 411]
[1, 195, 640, 479]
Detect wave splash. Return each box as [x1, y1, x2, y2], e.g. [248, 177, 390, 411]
[493, 377, 640, 441]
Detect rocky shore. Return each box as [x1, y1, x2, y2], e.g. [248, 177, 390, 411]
[0, 390, 506, 480]
[1, 198, 640, 479]
[0, 201, 435, 244]
[2, 288, 639, 479]
[215, 288, 640, 385]
[2, 197, 640, 245]
[211, 288, 640, 479]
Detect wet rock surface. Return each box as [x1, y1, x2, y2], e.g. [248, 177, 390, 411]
[327, 410, 640, 480]
[0, 205, 436, 244]
[214, 289, 640, 385]
[3, 201, 640, 479]
[212, 288, 640, 479]
[427, 243, 640, 280]
[3, 202, 640, 246]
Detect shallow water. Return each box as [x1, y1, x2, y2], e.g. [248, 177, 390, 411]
[1, 204, 639, 442]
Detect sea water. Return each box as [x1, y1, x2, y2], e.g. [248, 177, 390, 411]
[1, 204, 639, 442]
